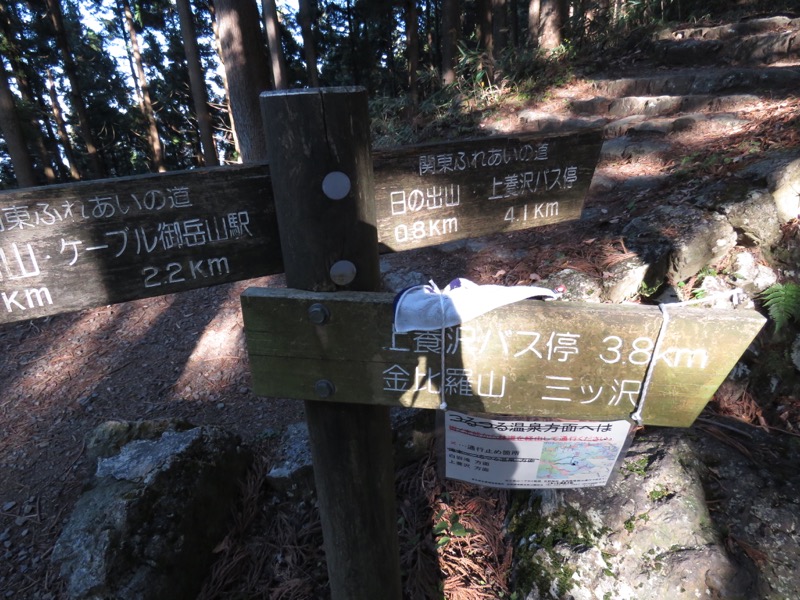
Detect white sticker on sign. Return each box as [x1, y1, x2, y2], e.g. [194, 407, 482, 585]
[444, 412, 632, 489]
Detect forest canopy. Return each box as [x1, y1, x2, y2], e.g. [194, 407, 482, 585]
[0, 0, 752, 188]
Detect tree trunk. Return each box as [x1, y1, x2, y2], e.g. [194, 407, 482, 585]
[426, 0, 439, 72]
[44, 0, 104, 178]
[297, 0, 319, 87]
[528, 0, 540, 44]
[33, 86, 66, 181]
[113, 1, 142, 102]
[441, 0, 459, 85]
[176, 0, 218, 166]
[214, 0, 271, 163]
[509, 0, 519, 47]
[207, 0, 239, 161]
[346, 0, 360, 85]
[262, 0, 288, 90]
[493, 0, 508, 60]
[478, 0, 493, 56]
[0, 59, 37, 187]
[381, 3, 396, 95]
[539, 0, 564, 49]
[0, 2, 56, 183]
[120, 0, 165, 173]
[46, 69, 81, 180]
[405, 0, 419, 108]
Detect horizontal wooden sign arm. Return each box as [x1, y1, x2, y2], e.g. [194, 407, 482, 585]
[1, 127, 602, 324]
[0, 163, 281, 323]
[241, 287, 765, 427]
[372, 128, 604, 251]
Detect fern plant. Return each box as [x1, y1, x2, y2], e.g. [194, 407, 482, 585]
[761, 282, 800, 332]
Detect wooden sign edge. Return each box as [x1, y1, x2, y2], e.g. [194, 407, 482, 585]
[240, 288, 766, 427]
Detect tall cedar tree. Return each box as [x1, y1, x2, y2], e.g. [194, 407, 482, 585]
[44, 0, 105, 177]
[214, 0, 271, 162]
[0, 3, 57, 182]
[441, 0, 459, 85]
[119, 0, 165, 172]
[297, 0, 319, 86]
[539, 0, 564, 49]
[0, 57, 37, 186]
[262, 0, 288, 89]
[405, 0, 419, 108]
[176, 0, 218, 166]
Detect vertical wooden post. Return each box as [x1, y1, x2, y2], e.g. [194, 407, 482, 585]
[259, 88, 402, 600]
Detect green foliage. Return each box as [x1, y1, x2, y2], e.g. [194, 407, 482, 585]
[761, 282, 800, 332]
[648, 484, 670, 502]
[3, 0, 799, 186]
[432, 509, 475, 549]
[507, 494, 603, 597]
[623, 516, 635, 532]
[623, 457, 649, 477]
[638, 281, 661, 299]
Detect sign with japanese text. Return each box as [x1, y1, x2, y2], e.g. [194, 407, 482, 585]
[241, 288, 765, 427]
[1, 129, 602, 325]
[0, 164, 281, 324]
[444, 412, 631, 488]
[372, 128, 603, 251]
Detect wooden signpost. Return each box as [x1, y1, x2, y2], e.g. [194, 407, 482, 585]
[0, 83, 765, 600]
[259, 88, 402, 600]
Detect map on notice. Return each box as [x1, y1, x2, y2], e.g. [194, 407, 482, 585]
[444, 412, 632, 489]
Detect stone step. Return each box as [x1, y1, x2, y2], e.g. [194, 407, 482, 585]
[600, 136, 672, 162]
[571, 94, 759, 118]
[652, 17, 800, 66]
[603, 112, 749, 138]
[518, 106, 750, 140]
[730, 28, 800, 64]
[659, 16, 800, 42]
[654, 29, 800, 66]
[591, 66, 800, 98]
[517, 111, 605, 132]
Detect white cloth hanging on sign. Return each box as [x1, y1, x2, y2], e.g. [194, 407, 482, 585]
[393, 278, 561, 410]
[393, 278, 560, 332]
[393, 278, 742, 422]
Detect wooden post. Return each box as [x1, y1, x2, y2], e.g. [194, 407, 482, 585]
[259, 88, 402, 600]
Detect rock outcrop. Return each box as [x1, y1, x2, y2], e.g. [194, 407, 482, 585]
[51, 422, 252, 600]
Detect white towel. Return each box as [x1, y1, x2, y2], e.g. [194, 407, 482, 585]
[393, 278, 560, 333]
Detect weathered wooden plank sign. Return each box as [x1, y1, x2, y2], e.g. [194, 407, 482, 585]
[0, 164, 281, 323]
[372, 128, 603, 251]
[0, 128, 602, 325]
[241, 287, 766, 427]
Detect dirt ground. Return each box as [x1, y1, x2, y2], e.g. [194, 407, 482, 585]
[2, 61, 800, 597]
[0, 273, 308, 596]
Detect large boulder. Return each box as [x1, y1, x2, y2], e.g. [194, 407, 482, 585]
[623, 204, 737, 284]
[51, 423, 252, 600]
[768, 157, 800, 222]
[722, 189, 783, 248]
[738, 152, 800, 222]
[510, 429, 753, 599]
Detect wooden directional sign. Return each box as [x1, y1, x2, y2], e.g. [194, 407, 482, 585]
[372, 128, 603, 252]
[0, 164, 280, 324]
[240, 288, 766, 427]
[0, 129, 602, 325]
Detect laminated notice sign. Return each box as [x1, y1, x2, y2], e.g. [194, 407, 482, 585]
[444, 412, 633, 489]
